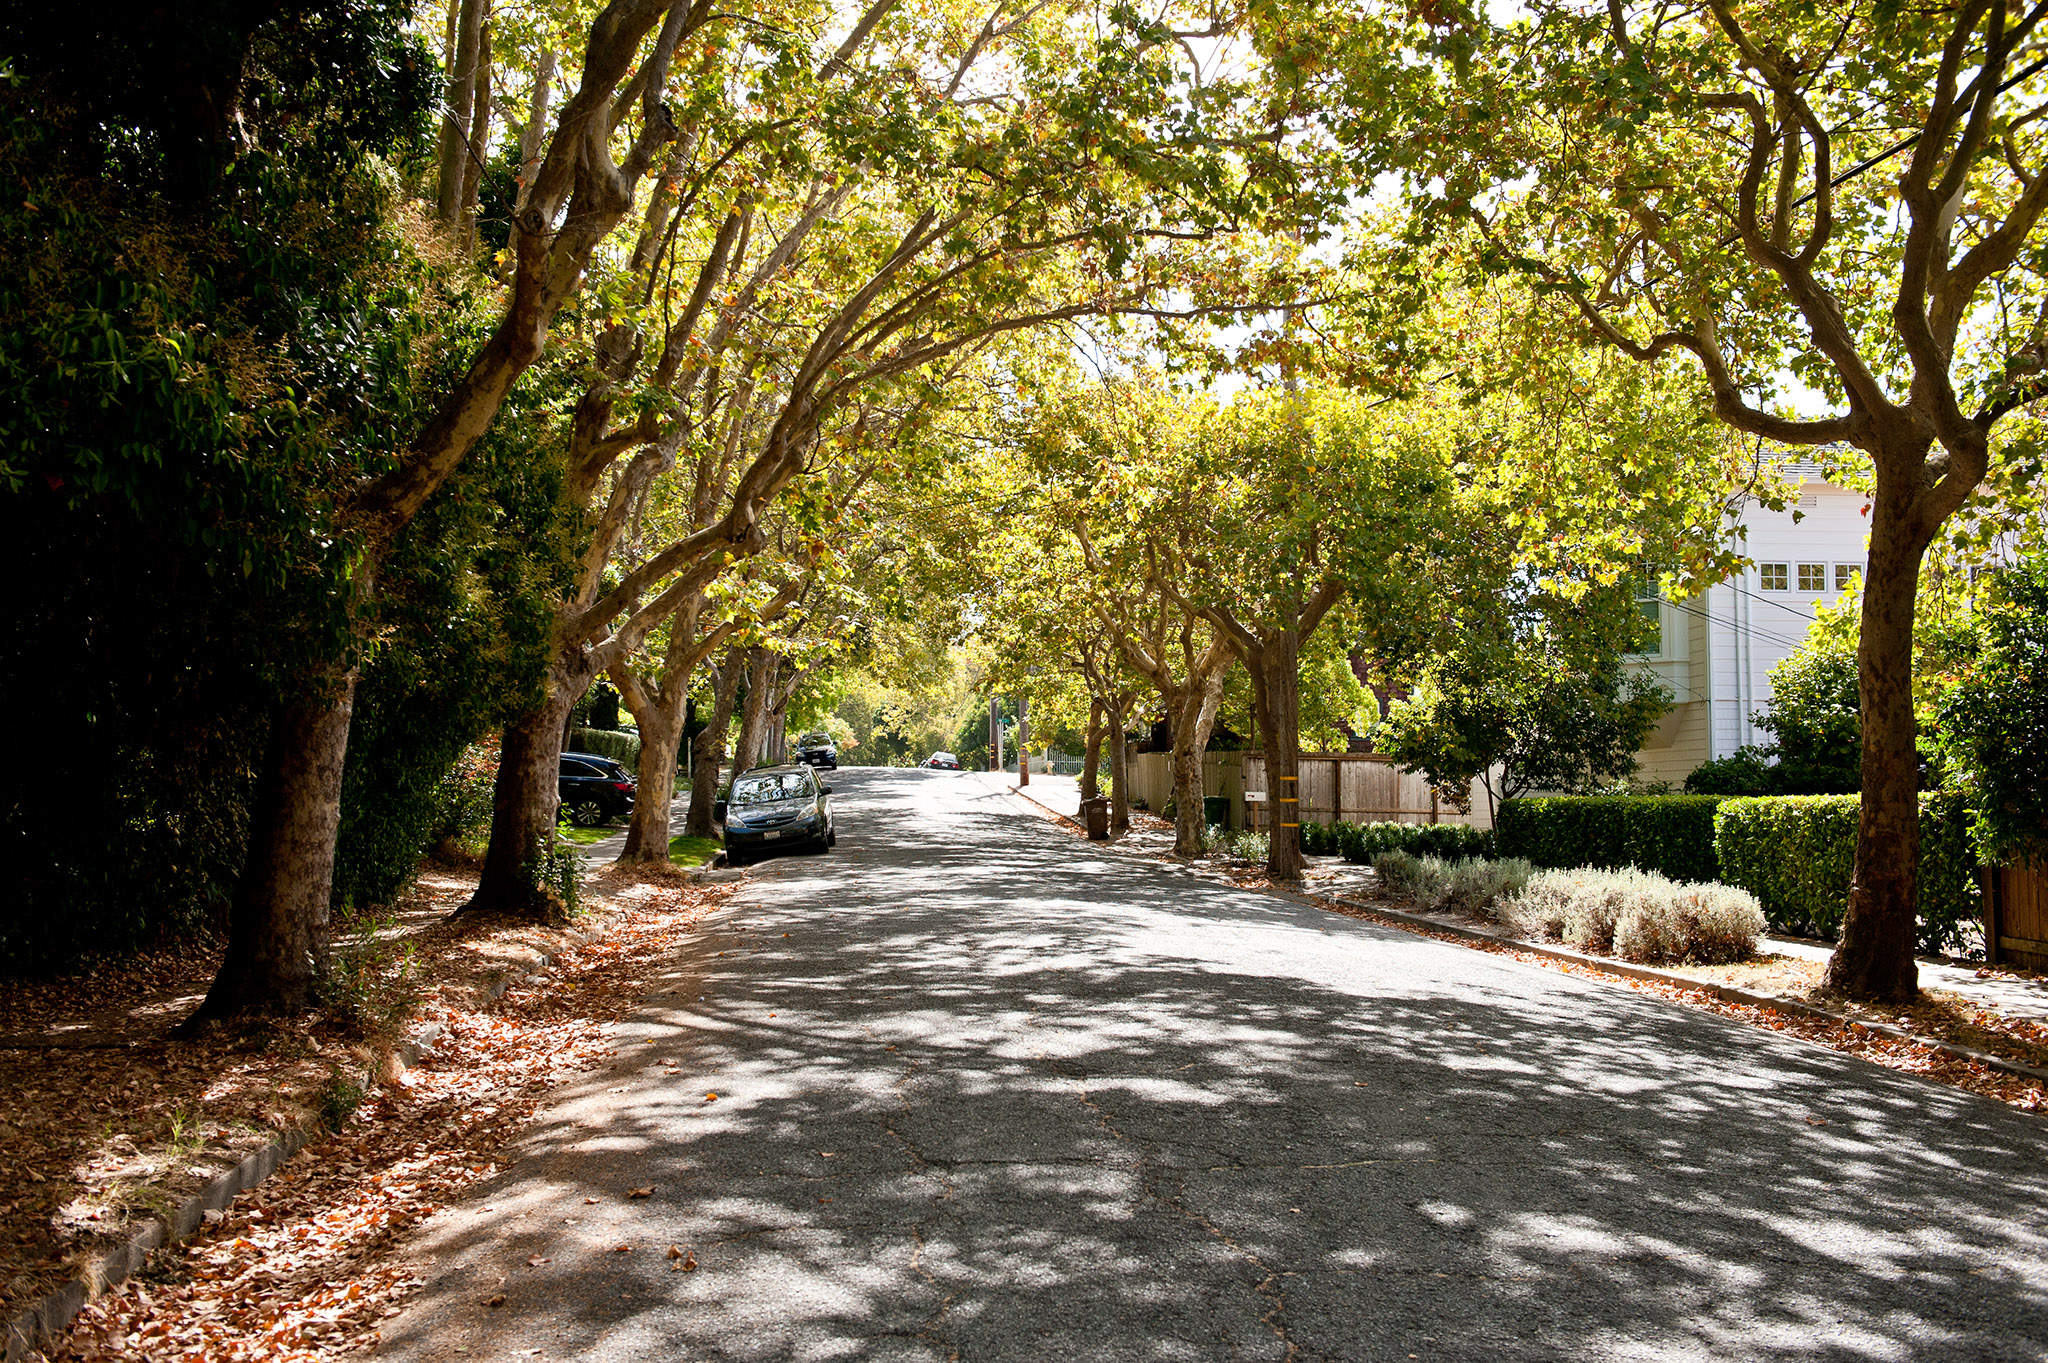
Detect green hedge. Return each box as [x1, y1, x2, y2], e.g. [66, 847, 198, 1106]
[1713, 793, 1977, 954]
[570, 727, 642, 774]
[1496, 796, 1725, 884]
[1300, 819, 1495, 862]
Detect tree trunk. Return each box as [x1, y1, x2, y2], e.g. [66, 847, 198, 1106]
[1256, 628, 1305, 880]
[467, 669, 582, 917]
[730, 648, 776, 776]
[187, 668, 358, 1023]
[685, 647, 745, 839]
[1167, 678, 1224, 856]
[1824, 484, 1934, 1002]
[1108, 701, 1131, 834]
[436, 0, 485, 225]
[460, 21, 493, 252]
[1018, 694, 1031, 786]
[615, 682, 683, 863]
[1081, 697, 1104, 801]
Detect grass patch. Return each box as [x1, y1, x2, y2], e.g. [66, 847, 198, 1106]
[557, 823, 621, 846]
[668, 835, 722, 867]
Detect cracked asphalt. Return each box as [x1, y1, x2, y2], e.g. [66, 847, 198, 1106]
[375, 769, 2048, 1362]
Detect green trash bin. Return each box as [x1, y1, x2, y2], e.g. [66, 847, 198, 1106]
[1202, 795, 1230, 828]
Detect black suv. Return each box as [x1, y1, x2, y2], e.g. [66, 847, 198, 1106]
[792, 731, 838, 770]
[559, 752, 636, 827]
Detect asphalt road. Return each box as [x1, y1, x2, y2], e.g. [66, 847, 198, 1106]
[377, 769, 2048, 1362]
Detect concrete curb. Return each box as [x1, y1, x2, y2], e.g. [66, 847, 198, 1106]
[1320, 896, 2048, 1089]
[2, 920, 608, 1362]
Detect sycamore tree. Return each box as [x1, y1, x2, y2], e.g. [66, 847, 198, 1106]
[1145, 384, 1452, 878]
[1423, 0, 2048, 1000]
[462, 0, 1295, 913]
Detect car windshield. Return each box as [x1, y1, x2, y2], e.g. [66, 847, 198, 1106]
[731, 772, 815, 806]
[798, 733, 830, 747]
[931, 752, 955, 763]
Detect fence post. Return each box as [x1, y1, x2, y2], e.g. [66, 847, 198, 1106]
[1984, 865, 2001, 966]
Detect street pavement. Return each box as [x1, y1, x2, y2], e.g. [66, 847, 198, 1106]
[377, 768, 2048, 1362]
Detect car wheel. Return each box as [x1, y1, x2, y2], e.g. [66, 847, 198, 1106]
[825, 830, 836, 848]
[570, 799, 607, 828]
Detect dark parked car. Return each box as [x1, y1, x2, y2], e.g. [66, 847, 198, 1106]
[922, 751, 962, 770]
[793, 731, 838, 770]
[715, 764, 834, 865]
[559, 752, 636, 827]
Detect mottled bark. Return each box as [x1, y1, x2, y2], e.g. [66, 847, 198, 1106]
[1080, 697, 1104, 802]
[435, 0, 485, 224]
[730, 648, 777, 776]
[467, 668, 585, 917]
[685, 647, 745, 839]
[187, 668, 357, 1023]
[1251, 627, 1304, 880]
[459, 21, 493, 251]
[1108, 701, 1132, 834]
[1824, 471, 1938, 1001]
[1167, 671, 1226, 856]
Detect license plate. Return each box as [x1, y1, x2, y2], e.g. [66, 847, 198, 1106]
[762, 830, 781, 840]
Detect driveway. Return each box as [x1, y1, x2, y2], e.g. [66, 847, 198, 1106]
[376, 768, 2048, 1361]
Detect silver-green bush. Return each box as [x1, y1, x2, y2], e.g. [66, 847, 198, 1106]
[1502, 866, 1765, 965]
[1372, 852, 1532, 915]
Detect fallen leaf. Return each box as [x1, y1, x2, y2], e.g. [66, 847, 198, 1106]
[526, 1255, 550, 1267]
[613, 1244, 633, 1254]
[485, 1294, 507, 1308]
[704, 1092, 718, 1102]
[627, 1186, 653, 1199]
[1805, 1116, 1829, 1126]
[680, 1250, 697, 1272]
[665, 1244, 684, 1260]
[584, 1197, 600, 1204]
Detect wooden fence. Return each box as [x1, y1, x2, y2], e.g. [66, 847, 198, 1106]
[1127, 750, 1480, 831]
[1984, 861, 2048, 972]
[1239, 753, 1451, 831]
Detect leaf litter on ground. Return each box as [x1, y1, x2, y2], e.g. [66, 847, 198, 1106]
[41, 864, 732, 1360]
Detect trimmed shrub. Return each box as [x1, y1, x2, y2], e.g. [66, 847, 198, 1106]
[1495, 795, 1725, 883]
[1712, 793, 1978, 953]
[1328, 820, 1494, 863]
[570, 727, 642, 775]
[1503, 866, 1765, 965]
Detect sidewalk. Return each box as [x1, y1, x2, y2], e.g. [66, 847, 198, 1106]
[991, 770, 1084, 819]
[1764, 933, 2048, 1022]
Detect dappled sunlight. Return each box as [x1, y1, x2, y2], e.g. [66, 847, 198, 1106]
[376, 771, 2048, 1362]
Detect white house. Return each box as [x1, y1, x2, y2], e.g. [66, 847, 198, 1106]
[1630, 462, 1870, 787]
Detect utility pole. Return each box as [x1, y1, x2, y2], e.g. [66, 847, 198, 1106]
[990, 697, 1003, 774]
[1018, 694, 1031, 786]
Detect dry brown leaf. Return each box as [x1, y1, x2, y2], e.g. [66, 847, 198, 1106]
[526, 1255, 550, 1267]
[485, 1293, 506, 1308]
[679, 1250, 697, 1272]
[612, 1244, 633, 1254]
[627, 1186, 653, 1199]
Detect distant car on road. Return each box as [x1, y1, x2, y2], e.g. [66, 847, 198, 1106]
[717, 764, 834, 865]
[793, 731, 839, 770]
[559, 752, 636, 827]
[922, 751, 962, 770]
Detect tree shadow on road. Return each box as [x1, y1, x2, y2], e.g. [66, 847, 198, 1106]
[375, 774, 2048, 1362]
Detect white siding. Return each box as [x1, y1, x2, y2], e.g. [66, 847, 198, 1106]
[1630, 467, 1870, 778]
